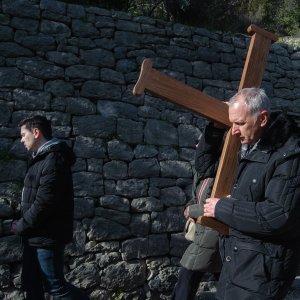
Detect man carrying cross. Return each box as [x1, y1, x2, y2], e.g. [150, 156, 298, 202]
[133, 24, 299, 298]
[204, 87, 300, 299]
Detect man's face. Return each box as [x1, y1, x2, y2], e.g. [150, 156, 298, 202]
[20, 125, 39, 152]
[229, 96, 267, 145]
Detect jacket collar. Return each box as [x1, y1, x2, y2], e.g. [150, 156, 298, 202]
[32, 138, 61, 158]
[258, 111, 299, 152]
[239, 112, 300, 162]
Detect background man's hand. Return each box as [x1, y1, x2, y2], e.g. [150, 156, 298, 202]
[11, 220, 18, 234]
[184, 207, 189, 218]
[184, 207, 196, 222]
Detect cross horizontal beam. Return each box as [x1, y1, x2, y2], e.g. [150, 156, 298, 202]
[133, 59, 231, 127]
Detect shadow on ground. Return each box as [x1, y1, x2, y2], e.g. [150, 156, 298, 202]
[195, 277, 300, 300]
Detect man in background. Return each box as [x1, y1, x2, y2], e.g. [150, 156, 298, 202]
[12, 115, 89, 300]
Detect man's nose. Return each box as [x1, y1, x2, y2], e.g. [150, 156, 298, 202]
[231, 125, 239, 135]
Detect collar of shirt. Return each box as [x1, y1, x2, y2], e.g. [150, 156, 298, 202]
[240, 139, 260, 158]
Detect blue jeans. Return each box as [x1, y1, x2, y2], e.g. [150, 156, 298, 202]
[171, 268, 205, 300]
[171, 268, 220, 300]
[22, 243, 89, 300]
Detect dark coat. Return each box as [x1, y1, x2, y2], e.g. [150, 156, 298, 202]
[15, 140, 76, 247]
[215, 112, 300, 299]
[180, 123, 225, 272]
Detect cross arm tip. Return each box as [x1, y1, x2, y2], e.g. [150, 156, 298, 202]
[133, 58, 153, 96]
[247, 24, 278, 42]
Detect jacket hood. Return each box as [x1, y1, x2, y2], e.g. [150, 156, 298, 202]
[35, 139, 76, 166]
[259, 111, 300, 151]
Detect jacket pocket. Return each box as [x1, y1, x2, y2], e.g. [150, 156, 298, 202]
[221, 238, 300, 298]
[229, 240, 279, 295]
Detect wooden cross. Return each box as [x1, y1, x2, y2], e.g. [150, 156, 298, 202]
[133, 25, 278, 235]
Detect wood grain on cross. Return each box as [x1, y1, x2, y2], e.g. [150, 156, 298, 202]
[133, 24, 278, 235]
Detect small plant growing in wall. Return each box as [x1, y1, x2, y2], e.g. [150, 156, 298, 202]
[112, 289, 124, 300]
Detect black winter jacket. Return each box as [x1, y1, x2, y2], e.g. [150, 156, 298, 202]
[15, 140, 76, 247]
[215, 112, 300, 299]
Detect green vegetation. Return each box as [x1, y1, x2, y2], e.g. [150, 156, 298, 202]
[112, 289, 124, 300]
[62, 0, 300, 36]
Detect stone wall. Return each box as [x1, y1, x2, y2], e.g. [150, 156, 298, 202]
[0, 0, 300, 299]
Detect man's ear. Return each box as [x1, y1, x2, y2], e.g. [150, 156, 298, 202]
[33, 128, 41, 138]
[259, 111, 269, 128]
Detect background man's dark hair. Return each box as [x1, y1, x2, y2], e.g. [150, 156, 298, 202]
[18, 115, 52, 140]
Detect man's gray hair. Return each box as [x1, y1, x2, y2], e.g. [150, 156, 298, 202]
[229, 87, 271, 119]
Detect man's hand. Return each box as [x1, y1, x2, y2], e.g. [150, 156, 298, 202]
[203, 198, 220, 218]
[11, 220, 18, 234]
[184, 207, 195, 222]
[184, 207, 189, 218]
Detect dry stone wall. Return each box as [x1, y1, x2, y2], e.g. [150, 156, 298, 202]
[0, 0, 300, 299]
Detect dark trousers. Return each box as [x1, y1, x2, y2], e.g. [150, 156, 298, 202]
[171, 268, 205, 300]
[22, 243, 89, 300]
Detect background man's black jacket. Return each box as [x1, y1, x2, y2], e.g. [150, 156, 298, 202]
[15, 141, 76, 247]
